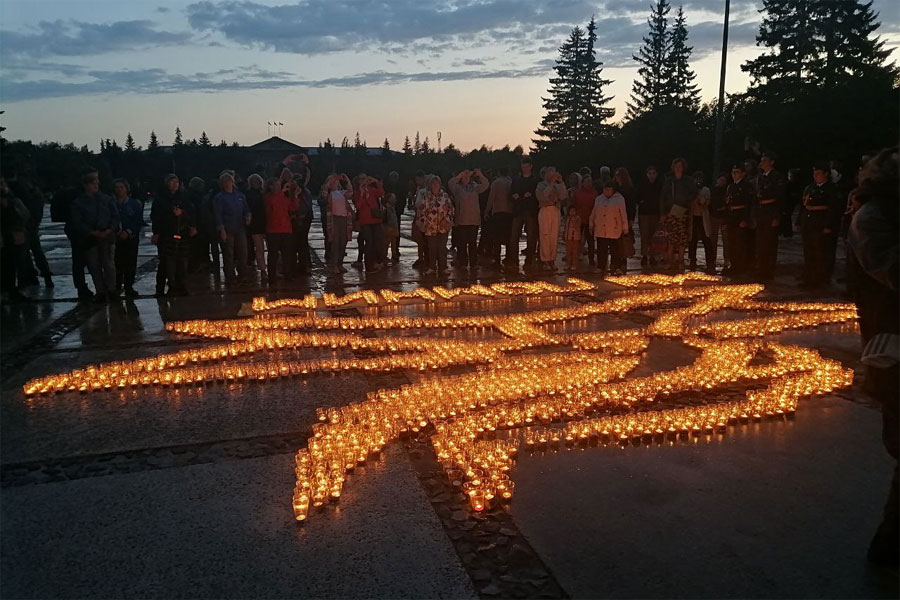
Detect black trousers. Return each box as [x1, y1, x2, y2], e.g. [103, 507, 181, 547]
[115, 237, 139, 289]
[489, 213, 513, 264]
[292, 219, 312, 274]
[726, 223, 753, 275]
[689, 216, 714, 270]
[26, 227, 51, 278]
[802, 221, 827, 285]
[65, 228, 89, 292]
[509, 214, 538, 265]
[0, 244, 28, 290]
[266, 233, 294, 278]
[595, 236, 621, 274]
[455, 224, 478, 268]
[755, 208, 780, 279]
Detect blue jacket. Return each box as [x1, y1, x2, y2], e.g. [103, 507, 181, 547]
[116, 197, 145, 238]
[213, 190, 250, 235]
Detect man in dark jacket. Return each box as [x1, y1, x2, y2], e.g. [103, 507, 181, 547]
[753, 152, 786, 281]
[723, 164, 754, 278]
[70, 170, 120, 302]
[508, 157, 539, 270]
[798, 163, 843, 289]
[151, 174, 195, 296]
[8, 173, 53, 288]
[59, 169, 96, 299]
[636, 166, 663, 266]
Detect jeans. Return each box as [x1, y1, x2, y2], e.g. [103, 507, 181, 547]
[426, 232, 449, 271]
[220, 231, 248, 282]
[359, 223, 385, 270]
[509, 214, 537, 265]
[455, 224, 478, 268]
[85, 240, 116, 295]
[329, 216, 348, 269]
[538, 206, 559, 263]
[266, 233, 294, 279]
[115, 237, 139, 289]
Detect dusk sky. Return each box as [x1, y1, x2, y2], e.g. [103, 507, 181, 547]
[1, 0, 898, 152]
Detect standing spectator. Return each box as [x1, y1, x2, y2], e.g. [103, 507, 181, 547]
[58, 169, 95, 299]
[323, 174, 354, 275]
[0, 178, 31, 302]
[708, 172, 730, 274]
[509, 157, 539, 269]
[112, 179, 144, 297]
[200, 179, 222, 281]
[659, 158, 697, 272]
[798, 163, 843, 289]
[636, 166, 663, 267]
[688, 171, 714, 273]
[614, 167, 636, 273]
[846, 147, 898, 568]
[723, 164, 754, 278]
[8, 174, 53, 288]
[383, 193, 400, 265]
[409, 171, 428, 268]
[753, 152, 786, 281]
[265, 177, 299, 283]
[213, 171, 251, 284]
[384, 171, 402, 262]
[151, 174, 194, 296]
[355, 175, 387, 273]
[418, 175, 455, 275]
[292, 176, 314, 276]
[572, 175, 598, 266]
[246, 173, 267, 275]
[448, 169, 489, 270]
[563, 203, 582, 271]
[589, 180, 628, 277]
[70, 169, 119, 302]
[187, 177, 211, 273]
[536, 167, 567, 271]
[484, 167, 513, 268]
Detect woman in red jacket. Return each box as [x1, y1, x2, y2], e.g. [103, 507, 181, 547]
[354, 175, 386, 273]
[264, 177, 299, 283]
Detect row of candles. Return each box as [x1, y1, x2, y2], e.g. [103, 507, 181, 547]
[24, 282, 856, 396]
[252, 278, 598, 312]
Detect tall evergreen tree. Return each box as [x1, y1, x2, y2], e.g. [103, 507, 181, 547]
[667, 6, 700, 111]
[173, 126, 183, 146]
[353, 131, 363, 148]
[402, 136, 413, 155]
[382, 138, 391, 153]
[422, 136, 431, 154]
[198, 131, 211, 147]
[340, 136, 350, 149]
[413, 131, 421, 155]
[579, 17, 615, 137]
[148, 130, 160, 149]
[533, 26, 586, 150]
[125, 132, 136, 151]
[626, 0, 672, 119]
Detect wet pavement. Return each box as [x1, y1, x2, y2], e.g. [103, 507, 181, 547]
[1, 205, 896, 598]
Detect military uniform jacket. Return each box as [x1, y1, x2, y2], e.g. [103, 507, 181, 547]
[754, 168, 786, 220]
[798, 181, 842, 230]
[725, 179, 754, 224]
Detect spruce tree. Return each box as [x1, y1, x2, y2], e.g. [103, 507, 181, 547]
[626, 0, 672, 119]
[413, 131, 421, 155]
[148, 130, 160, 149]
[125, 133, 136, 151]
[382, 138, 391, 153]
[533, 26, 586, 150]
[422, 136, 431, 154]
[402, 136, 413, 155]
[580, 17, 615, 137]
[198, 131, 211, 147]
[667, 6, 700, 111]
[173, 126, 183, 146]
[354, 131, 363, 148]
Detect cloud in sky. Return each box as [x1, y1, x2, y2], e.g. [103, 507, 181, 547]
[1, 19, 191, 58]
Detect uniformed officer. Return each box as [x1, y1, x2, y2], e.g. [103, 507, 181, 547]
[722, 163, 754, 277]
[798, 162, 843, 289]
[753, 152, 786, 281]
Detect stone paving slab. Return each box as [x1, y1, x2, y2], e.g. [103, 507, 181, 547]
[509, 396, 897, 599]
[0, 447, 477, 599]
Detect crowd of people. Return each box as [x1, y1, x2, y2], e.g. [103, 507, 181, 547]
[0, 150, 880, 303]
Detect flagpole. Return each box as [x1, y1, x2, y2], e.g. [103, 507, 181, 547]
[712, 0, 730, 177]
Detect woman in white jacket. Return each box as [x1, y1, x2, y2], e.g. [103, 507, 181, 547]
[589, 180, 629, 276]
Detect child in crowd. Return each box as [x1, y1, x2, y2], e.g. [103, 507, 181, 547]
[564, 205, 582, 271]
[382, 194, 400, 263]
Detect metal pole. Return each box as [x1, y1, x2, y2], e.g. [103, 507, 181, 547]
[712, 0, 730, 176]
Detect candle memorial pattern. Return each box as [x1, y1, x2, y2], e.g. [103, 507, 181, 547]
[21, 275, 858, 521]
